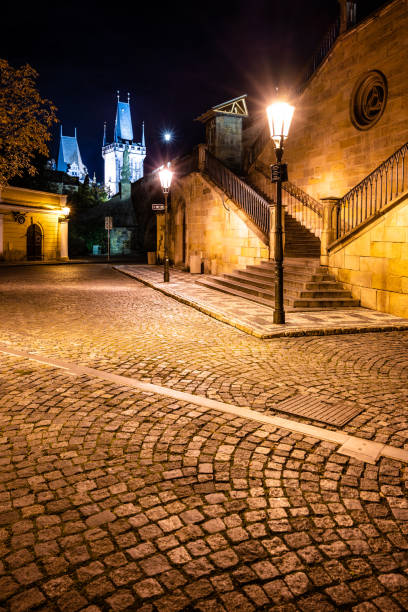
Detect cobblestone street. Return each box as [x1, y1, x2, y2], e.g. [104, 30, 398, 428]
[1, 264, 408, 611]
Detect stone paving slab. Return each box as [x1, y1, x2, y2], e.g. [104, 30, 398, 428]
[1, 352, 408, 611]
[114, 265, 408, 339]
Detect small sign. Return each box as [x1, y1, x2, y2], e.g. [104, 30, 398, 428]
[152, 203, 165, 211]
[105, 216, 113, 229]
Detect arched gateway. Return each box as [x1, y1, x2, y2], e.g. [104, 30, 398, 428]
[27, 223, 42, 260]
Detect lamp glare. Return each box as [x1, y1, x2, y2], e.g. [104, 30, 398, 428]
[266, 102, 295, 147]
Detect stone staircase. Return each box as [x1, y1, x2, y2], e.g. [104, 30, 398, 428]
[194, 150, 358, 310]
[284, 212, 320, 258]
[196, 258, 359, 310]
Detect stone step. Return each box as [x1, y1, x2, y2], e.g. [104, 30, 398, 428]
[299, 289, 351, 299]
[198, 274, 355, 307]
[198, 252, 359, 310]
[196, 278, 293, 307]
[293, 297, 360, 308]
[236, 271, 341, 293]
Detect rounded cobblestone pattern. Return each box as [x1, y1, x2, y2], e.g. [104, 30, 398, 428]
[1, 265, 408, 610]
[1, 354, 408, 611]
[0, 266, 407, 445]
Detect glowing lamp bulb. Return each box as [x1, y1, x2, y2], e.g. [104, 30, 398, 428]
[159, 167, 173, 191]
[61, 207, 70, 216]
[266, 102, 295, 148]
[164, 132, 172, 142]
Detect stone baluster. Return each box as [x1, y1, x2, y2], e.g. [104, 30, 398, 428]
[320, 198, 340, 266]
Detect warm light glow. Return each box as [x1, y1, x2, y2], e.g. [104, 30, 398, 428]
[266, 102, 295, 147]
[164, 132, 172, 142]
[61, 207, 70, 216]
[158, 166, 173, 191]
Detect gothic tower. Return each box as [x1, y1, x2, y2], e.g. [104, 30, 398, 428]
[102, 92, 146, 197]
[57, 126, 88, 182]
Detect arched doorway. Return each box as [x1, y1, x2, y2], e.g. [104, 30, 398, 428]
[27, 224, 42, 260]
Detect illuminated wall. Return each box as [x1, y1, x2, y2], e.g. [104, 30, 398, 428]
[259, 0, 408, 202]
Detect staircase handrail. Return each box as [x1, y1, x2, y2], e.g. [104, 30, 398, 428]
[254, 161, 323, 216]
[204, 151, 271, 236]
[282, 181, 323, 217]
[296, 18, 340, 95]
[336, 141, 408, 239]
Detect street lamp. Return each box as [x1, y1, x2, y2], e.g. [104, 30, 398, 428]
[163, 132, 173, 163]
[158, 165, 174, 283]
[266, 101, 295, 325]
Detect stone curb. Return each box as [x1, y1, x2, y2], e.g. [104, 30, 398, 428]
[2, 342, 408, 466]
[113, 266, 408, 340]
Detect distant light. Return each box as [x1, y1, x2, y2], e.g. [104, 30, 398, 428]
[164, 132, 172, 142]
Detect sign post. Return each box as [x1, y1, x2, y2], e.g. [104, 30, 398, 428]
[105, 216, 113, 260]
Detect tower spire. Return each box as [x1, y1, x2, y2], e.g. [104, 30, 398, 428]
[141, 121, 145, 147]
[74, 127, 77, 138]
[103, 122, 107, 147]
[127, 92, 130, 103]
[60, 125, 63, 137]
[117, 90, 120, 102]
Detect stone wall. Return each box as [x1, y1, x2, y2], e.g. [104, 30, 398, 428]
[260, 0, 408, 201]
[160, 173, 269, 275]
[0, 187, 66, 261]
[1, 210, 60, 261]
[328, 191, 408, 317]
[208, 116, 243, 173]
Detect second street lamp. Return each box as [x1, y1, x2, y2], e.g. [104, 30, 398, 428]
[158, 165, 174, 283]
[266, 101, 295, 325]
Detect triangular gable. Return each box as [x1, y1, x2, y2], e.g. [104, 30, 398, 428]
[212, 95, 248, 117]
[196, 95, 248, 123]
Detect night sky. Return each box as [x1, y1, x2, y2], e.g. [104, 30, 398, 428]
[3, 0, 384, 181]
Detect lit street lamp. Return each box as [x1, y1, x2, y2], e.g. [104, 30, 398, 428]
[266, 101, 295, 325]
[158, 165, 174, 283]
[163, 132, 173, 163]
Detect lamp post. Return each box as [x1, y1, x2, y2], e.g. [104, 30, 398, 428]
[266, 101, 295, 325]
[158, 165, 174, 282]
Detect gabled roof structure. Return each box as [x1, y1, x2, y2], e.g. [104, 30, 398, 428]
[196, 95, 248, 123]
[57, 127, 87, 180]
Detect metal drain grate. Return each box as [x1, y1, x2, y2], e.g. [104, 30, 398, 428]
[274, 395, 363, 427]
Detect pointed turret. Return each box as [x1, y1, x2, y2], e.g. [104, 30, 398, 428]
[102, 91, 146, 197]
[114, 94, 134, 143]
[103, 122, 107, 147]
[57, 126, 88, 182]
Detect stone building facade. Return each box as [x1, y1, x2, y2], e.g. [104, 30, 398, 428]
[155, 0, 408, 317]
[0, 187, 69, 261]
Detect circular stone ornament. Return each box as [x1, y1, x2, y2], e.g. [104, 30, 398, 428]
[350, 70, 388, 130]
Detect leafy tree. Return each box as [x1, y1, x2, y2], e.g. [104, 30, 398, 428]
[0, 59, 57, 187]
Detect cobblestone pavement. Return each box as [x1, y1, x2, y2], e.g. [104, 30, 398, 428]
[1, 265, 408, 610]
[114, 265, 408, 339]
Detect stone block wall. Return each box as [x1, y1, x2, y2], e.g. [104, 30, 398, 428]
[328, 192, 408, 317]
[260, 0, 408, 202]
[162, 173, 269, 274]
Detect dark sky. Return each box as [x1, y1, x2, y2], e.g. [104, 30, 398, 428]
[3, 0, 384, 180]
